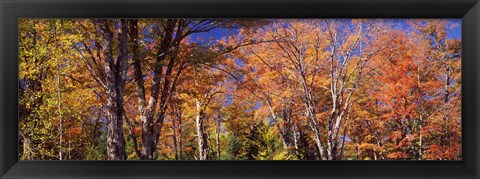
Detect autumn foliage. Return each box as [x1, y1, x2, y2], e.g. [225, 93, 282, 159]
[19, 19, 461, 160]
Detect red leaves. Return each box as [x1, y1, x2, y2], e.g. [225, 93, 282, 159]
[19, 19, 461, 160]
[387, 151, 409, 159]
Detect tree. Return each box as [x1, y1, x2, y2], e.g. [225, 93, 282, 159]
[234, 19, 386, 160]
[410, 20, 462, 160]
[74, 19, 130, 160]
[19, 19, 462, 161]
[19, 19, 101, 160]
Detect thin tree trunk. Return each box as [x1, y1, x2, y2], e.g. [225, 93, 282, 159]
[266, 100, 291, 153]
[440, 69, 451, 148]
[309, 117, 327, 160]
[196, 100, 209, 160]
[178, 111, 183, 160]
[172, 115, 179, 160]
[68, 128, 71, 160]
[292, 125, 300, 156]
[416, 65, 423, 160]
[419, 115, 423, 160]
[338, 126, 347, 160]
[57, 51, 63, 161]
[215, 117, 221, 160]
[304, 92, 326, 160]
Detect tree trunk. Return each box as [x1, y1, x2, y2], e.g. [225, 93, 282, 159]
[440, 69, 451, 148]
[171, 108, 179, 160]
[215, 117, 221, 160]
[178, 112, 183, 160]
[57, 54, 63, 160]
[417, 66, 423, 160]
[419, 115, 423, 160]
[292, 125, 300, 157]
[304, 90, 327, 160]
[138, 20, 176, 160]
[266, 100, 291, 153]
[99, 19, 128, 160]
[338, 126, 347, 160]
[20, 131, 33, 160]
[172, 122, 178, 160]
[129, 18, 166, 160]
[311, 123, 327, 160]
[196, 100, 209, 160]
[307, 106, 326, 160]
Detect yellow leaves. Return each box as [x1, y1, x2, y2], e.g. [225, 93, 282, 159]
[272, 150, 290, 160]
[364, 135, 374, 142]
[17, 19, 462, 160]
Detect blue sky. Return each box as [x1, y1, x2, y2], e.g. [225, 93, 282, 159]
[446, 19, 462, 39]
[387, 18, 461, 39]
[187, 19, 461, 110]
[189, 27, 239, 44]
[189, 19, 462, 43]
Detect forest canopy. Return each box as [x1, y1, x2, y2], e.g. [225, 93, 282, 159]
[18, 19, 461, 160]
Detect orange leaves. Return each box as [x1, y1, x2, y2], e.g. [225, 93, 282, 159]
[387, 151, 409, 159]
[19, 19, 461, 160]
[424, 144, 461, 160]
[389, 131, 403, 143]
[405, 134, 415, 142]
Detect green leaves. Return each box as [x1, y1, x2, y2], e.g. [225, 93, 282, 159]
[19, 19, 461, 160]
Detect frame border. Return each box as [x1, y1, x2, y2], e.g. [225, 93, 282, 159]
[1, 0, 479, 178]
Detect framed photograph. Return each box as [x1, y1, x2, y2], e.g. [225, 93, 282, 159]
[1, 0, 479, 178]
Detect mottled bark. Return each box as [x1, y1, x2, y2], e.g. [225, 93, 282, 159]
[20, 131, 33, 160]
[196, 100, 209, 160]
[292, 125, 300, 154]
[97, 19, 128, 160]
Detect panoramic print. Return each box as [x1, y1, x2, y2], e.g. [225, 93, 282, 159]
[19, 19, 461, 160]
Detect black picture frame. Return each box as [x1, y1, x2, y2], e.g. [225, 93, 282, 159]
[1, 0, 479, 178]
